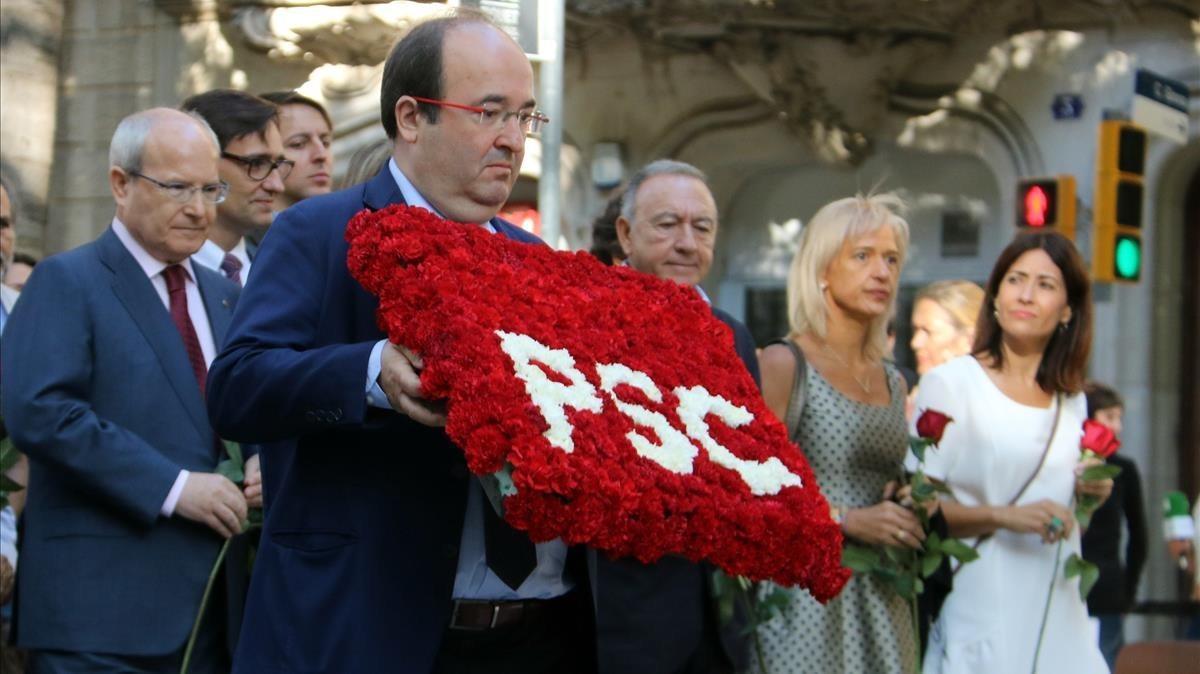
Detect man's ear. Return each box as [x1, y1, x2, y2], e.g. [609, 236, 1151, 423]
[615, 215, 634, 258]
[394, 97, 422, 143]
[110, 167, 131, 204]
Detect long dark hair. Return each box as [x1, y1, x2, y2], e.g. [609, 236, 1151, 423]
[972, 230, 1092, 394]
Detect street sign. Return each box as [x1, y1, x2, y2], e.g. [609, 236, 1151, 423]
[1052, 94, 1084, 120]
[1132, 69, 1189, 144]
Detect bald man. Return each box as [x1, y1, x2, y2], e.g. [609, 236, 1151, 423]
[1, 108, 253, 673]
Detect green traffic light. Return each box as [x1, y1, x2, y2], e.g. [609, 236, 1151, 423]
[1114, 235, 1141, 280]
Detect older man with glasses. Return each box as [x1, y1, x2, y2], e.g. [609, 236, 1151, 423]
[182, 89, 291, 288]
[1, 107, 252, 673]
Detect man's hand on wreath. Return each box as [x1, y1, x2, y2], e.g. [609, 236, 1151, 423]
[843, 500, 926, 550]
[379, 342, 447, 427]
[243, 454, 263, 509]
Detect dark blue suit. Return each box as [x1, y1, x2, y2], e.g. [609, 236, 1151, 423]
[207, 168, 543, 673]
[593, 308, 759, 674]
[0, 228, 240, 656]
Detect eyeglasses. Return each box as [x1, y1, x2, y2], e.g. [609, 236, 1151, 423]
[129, 171, 228, 204]
[221, 152, 295, 181]
[409, 96, 549, 135]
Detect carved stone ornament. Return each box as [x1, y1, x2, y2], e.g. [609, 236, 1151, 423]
[234, 1, 447, 66]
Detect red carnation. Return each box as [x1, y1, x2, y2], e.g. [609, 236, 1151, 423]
[915, 409, 953, 445]
[1081, 419, 1120, 459]
[345, 204, 851, 598]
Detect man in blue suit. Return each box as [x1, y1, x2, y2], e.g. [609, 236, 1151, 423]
[1, 108, 252, 672]
[602, 159, 757, 674]
[207, 15, 594, 674]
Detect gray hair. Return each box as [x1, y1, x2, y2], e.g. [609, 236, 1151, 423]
[619, 159, 709, 222]
[108, 109, 219, 173]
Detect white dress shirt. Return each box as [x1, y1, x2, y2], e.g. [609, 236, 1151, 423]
[193, 238, 252, 284]
[112, 218, 217, 516]
[367, 159, 571, 601]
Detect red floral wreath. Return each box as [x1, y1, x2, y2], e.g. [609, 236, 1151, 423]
[347, 205, 849, 599]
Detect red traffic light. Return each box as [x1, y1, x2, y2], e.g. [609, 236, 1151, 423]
[1024, 185, 1050, 227]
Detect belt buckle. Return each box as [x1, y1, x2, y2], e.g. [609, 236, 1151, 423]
[489, 603, 502, 629]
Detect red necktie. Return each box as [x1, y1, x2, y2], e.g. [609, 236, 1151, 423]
[162, 265, 208, 395]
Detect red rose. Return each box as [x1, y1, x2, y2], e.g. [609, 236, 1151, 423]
[915, 409, 953, 445]
[1081, 419, 1120, 458]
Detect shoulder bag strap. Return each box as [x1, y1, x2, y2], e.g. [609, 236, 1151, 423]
[768, 338, 807, 442]
[954, 393, 1063, 574]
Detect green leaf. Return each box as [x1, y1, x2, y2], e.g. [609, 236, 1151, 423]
[939, 538, 980, 563]
[883, 545, 907, 564]
[0, 437, 18, 472]
[223, 440, 245, 468]
[1077, 562, 1100, 601]
[913, 481, 936, 501]
[889, 571, 916, 599]
[215, 458, 244, 485]
[1064, 553, 1085, 578]
[921, 551, 945, 578]
[926, 531, 942, 550]
[842, 545, 881, 573]
[1081, 464, 1122, 481]
[913, 577, 924, 596]
[909, 438, 929, 463]
[931, 481, 954, 495]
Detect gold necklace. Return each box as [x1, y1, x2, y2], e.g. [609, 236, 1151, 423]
[821, 343, 873, 394]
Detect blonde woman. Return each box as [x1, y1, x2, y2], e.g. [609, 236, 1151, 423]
[911, 280, 985, 375]
[755, 194, 919, 674]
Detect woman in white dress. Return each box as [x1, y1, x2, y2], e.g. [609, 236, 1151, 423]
[915, 231, 1112, 674]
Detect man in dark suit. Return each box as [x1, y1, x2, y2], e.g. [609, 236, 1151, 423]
[183, 89, 288, 287]
[207, 15, 593, 674]
[1, 108, 251, 673]
[605, 159, 758, 674]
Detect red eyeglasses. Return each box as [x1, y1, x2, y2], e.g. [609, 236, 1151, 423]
[409, 96, 549, 135]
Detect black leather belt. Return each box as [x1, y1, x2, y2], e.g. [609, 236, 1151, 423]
[449, 598, 553, 631]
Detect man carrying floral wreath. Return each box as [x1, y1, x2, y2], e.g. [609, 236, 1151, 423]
[207, 13, 593, 674]
[593, 159, 758, 674]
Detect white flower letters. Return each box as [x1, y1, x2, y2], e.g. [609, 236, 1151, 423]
[497, 330, 803, 495]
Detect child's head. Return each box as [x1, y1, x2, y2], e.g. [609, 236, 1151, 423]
[1085, 381, 1124, 437]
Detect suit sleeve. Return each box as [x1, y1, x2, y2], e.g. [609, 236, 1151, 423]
[731, 321, 761, 390]
[1121, 458, 1148, 607]
[0, 257, 181, 527]
[207, 205, 379, 443]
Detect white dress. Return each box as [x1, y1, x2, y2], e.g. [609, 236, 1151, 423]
[911, 356, 1108, 674]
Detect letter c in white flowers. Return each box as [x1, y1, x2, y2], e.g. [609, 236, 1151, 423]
[496, 330, 603, 453]
[596, 363, 697, 474]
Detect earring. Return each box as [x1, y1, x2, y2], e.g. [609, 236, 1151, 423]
[819, 281, 828, 292]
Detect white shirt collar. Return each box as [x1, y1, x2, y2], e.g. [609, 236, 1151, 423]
[618, 259, 710, 305]
[111, 217, 198, 283]
[388, 158, 495, 233]
[194, 238, 250, 273]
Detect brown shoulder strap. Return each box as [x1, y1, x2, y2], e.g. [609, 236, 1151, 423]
[954, 393, 1062, 574]
[768, 338, 807, 442]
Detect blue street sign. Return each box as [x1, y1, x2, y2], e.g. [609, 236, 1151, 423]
[1052, 94, 1084, 120]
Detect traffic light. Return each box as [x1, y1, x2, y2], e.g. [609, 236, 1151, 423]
[1016, 175, 1076, 239]
[1093, 120, 1147, 283]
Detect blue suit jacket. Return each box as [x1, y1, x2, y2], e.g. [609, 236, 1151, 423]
[0, 228, 240, 655]
[207, 168, 544, 673]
